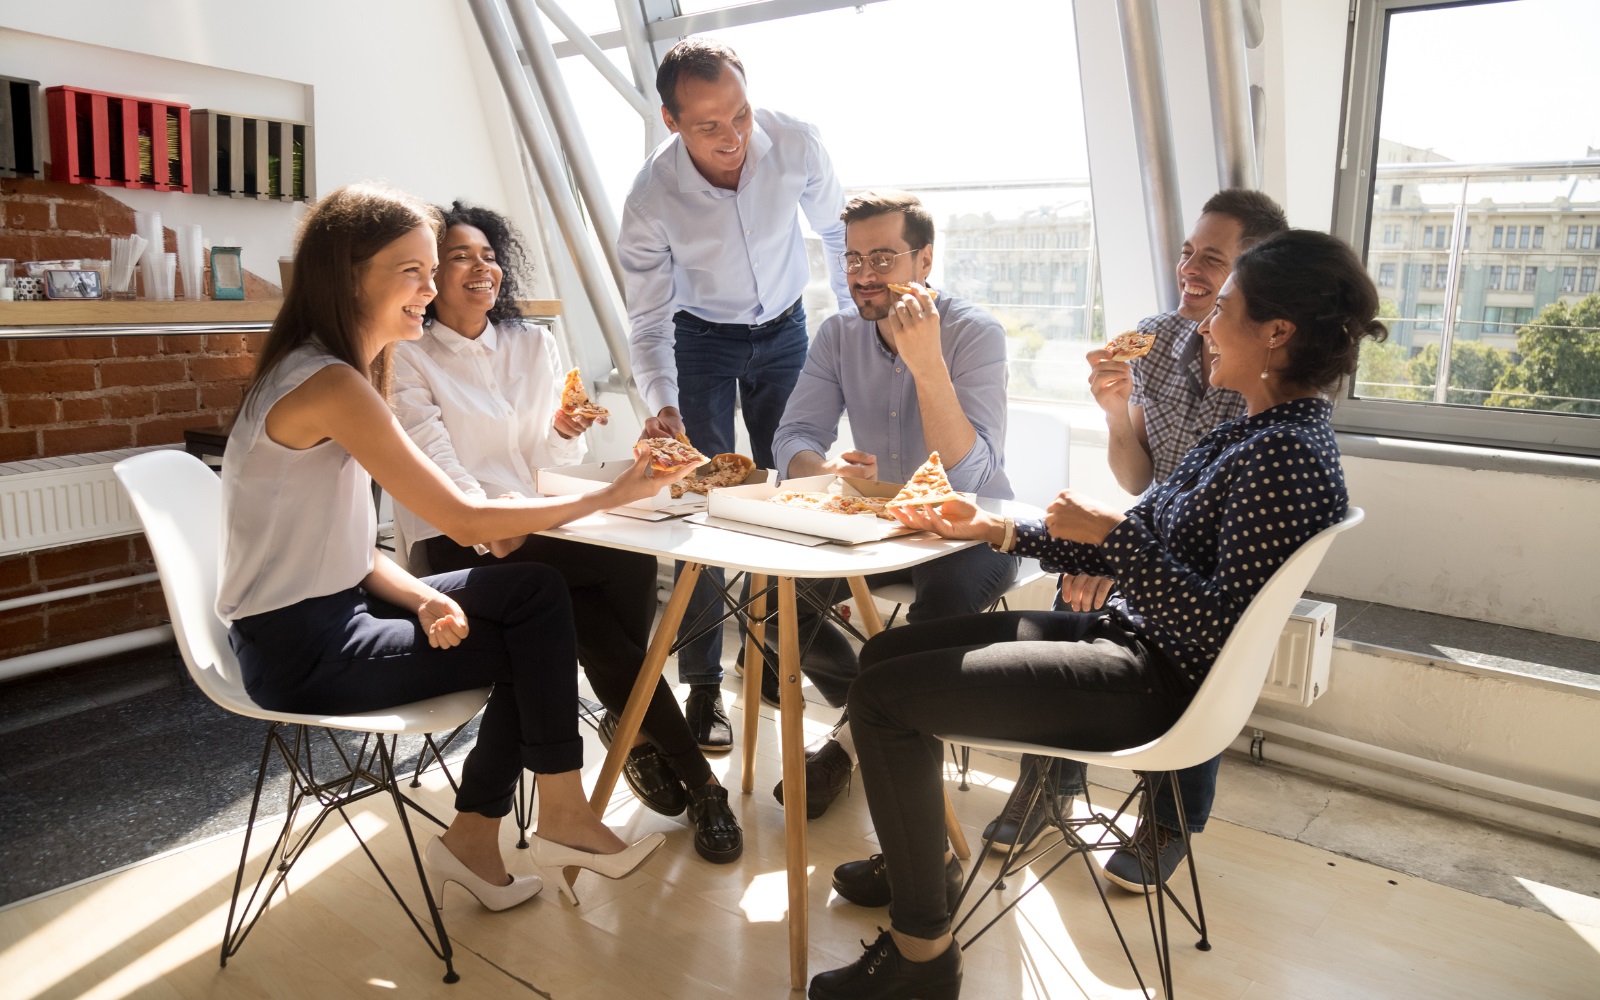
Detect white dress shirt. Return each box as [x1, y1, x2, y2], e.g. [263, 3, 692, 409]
[390, 319, 584, 547]
[619, 106, 852, 415]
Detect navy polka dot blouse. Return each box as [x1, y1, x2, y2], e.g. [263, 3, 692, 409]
[1014, 397, 1348, 692]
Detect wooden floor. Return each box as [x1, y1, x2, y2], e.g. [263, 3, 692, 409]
[2, 692, 1595, 1000]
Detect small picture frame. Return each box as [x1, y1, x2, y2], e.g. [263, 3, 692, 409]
[211, 246, 245, 300]
[43, 268, 104, 300]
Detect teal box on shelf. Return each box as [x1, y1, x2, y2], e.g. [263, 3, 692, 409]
[210, 247, 244, 300]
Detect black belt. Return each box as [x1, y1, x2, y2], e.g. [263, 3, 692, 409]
[675, 298, 801, 334]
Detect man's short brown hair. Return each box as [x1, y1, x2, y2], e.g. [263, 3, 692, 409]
[656, 38, 745, 120]
[1200, 188, 1288, 250]
[841, 190, 936, 249]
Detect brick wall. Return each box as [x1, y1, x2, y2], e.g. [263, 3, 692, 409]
[1, 178, 271, 663]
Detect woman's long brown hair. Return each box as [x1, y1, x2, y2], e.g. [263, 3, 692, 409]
[237, 184, 443, 419]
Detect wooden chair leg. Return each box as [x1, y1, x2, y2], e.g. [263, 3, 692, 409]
[742, 574, 769, 794]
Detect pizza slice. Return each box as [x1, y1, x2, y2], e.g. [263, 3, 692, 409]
[560, 368, 610, 420]
[634, 436, 709, 473]
[670, 452, 756, 498]
[885, 282, 940, 300]
[886, 451, 963, 508]
[1103, 330, 1157, 362]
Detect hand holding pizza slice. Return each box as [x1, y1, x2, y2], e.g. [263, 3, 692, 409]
[886, 451, 964, 508]
[560, 368, 610, 421]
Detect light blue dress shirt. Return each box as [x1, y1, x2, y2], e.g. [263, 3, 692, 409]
[619, 107, 851, 414]
[771, 293, 1014, 500]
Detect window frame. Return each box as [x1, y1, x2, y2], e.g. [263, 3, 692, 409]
[1331, 0, 1600, 458]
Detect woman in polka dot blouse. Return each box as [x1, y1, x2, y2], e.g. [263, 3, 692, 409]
[809, 229, 1388, 1000]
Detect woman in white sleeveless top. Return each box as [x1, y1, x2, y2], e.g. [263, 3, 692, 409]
[218, 184, 690, 911]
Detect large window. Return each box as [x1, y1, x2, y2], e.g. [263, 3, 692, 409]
[1334, 0, 1600, 454]
[552, 0, 1098, 405]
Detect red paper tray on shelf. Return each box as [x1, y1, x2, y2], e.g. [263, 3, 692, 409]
[45, 85, 192, 193]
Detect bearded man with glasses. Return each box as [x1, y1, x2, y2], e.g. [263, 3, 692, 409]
[762, 190, 1019, 824]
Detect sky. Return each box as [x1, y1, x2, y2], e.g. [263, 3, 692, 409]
[1380, 0, 1600, 162]
[547, 0, 1600, 214]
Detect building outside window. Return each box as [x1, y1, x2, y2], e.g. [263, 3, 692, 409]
[1493, 226, 1504, 248]
[1379, 262, 1397, 286]
[1421, 264, 1433, 287]
[1583, 267, 1598, 293]
[1525, 265, 1539, 290]
[1562, 266, 1577, 291]
[1488, 265, 1502, 289]
[1567, 226, 1579, 249]
[1533, 226, 1544, 248]
[1504, 265, 1520, 291]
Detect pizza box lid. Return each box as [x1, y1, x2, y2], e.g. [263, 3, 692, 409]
[536, 459, 771, 513]
[707, 474, 918, 544]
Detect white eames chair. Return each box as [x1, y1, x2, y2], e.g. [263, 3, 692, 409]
[939, 507, 1364, 999]
[115, 450, 491, 984]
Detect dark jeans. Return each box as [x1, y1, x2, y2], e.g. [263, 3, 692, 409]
[848, 610, 1191, 939]
[230, 564, 582, 819]
[1047, 592, 1218, 832]
[670, 302, 808, 686]
[779, 545, 1020, 707]
[422, 534, 711, 790]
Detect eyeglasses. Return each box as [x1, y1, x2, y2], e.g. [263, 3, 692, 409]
[837, 248, 924, 275]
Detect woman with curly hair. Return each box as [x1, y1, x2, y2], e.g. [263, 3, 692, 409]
[391, 201, 743, 866]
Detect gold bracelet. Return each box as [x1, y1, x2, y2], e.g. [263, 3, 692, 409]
[991, 515, 1016, 553]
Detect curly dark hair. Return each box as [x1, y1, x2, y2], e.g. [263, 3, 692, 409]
[425, 200, 533, 327]
[1230, 229, 1389, 394]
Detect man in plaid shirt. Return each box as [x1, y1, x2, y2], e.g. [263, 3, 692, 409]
[983, 190, 1289, 891]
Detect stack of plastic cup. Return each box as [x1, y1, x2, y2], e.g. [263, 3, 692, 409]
[134, 210, 163, 298]
[178, 224, 204, 299]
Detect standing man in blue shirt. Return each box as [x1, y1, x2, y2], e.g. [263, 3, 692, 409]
[983, 189, 1289, 889]
[765, 190, 1019, 818]
[620, 38, 851, 754]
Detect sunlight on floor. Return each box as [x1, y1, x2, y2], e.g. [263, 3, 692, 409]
[739, 865, 816, 923]
[3, 812, 380, 1000]
[1515, 876, 1600, 949]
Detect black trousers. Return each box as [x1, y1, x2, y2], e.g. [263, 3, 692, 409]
[231, 564, 582, 819]
[848, 610, 1193, 939]
[423, 534, 712, 790]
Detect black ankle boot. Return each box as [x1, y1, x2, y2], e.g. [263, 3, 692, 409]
[808, 929, 962, 1000]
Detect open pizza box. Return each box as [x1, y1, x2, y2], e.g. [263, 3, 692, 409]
[706, 474, 932, 545]
[536, 459, 773, 516]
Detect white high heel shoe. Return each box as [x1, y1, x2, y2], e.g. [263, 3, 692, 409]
[527, 831, 666, 905]
[423, 836, 543, 911]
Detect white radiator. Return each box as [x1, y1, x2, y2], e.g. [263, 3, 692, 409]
[0, 445, 176, 557]
[1259, 599, 1337, 707]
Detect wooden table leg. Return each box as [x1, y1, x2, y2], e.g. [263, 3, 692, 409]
[741, 573, 769, 794]
[778, 576, 809, 990]
[844, 577, 973, 862]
